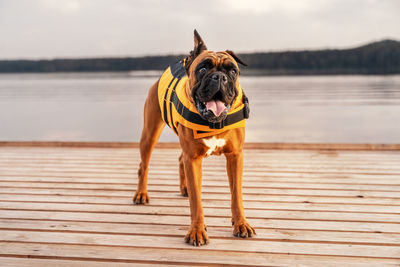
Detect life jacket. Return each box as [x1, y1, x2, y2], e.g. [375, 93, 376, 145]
[157, 60, 249, 139]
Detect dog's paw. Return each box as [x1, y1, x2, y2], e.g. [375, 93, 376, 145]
[184, 225, 209, 246]
[180, 186, 188, 197]
[233, 220, 256, 238]
[133, 191, 150, 204]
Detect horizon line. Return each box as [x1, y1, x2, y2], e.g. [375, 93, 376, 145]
[0, 38, 398, 62]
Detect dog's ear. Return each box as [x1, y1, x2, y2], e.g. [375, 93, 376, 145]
[225, 50, 248, 67]
[185, 29, 208, 74]
[193, 29, 207, 56]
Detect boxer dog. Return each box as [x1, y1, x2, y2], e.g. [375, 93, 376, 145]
[133, 30, 255, 246]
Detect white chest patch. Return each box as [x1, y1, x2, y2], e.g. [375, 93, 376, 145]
[202, 136, 226, 156]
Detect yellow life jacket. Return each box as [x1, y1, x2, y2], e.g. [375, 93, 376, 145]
[157, 60, 249, 139]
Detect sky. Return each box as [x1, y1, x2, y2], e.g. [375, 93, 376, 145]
[0, 0, 399, 59]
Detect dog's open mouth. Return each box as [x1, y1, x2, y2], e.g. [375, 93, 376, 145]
[195, 91, 231, 123]
[205, 99, 226, 117]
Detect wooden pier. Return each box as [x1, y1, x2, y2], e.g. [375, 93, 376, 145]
[0, 142, 399, 266]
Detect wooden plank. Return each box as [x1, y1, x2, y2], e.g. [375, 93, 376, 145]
[2, 180, 400, 192]
[1, 154, 399, 173]
[7, 147, 394, 155]
[1, 153, 399, 166]
[1, 155, 399, 170]
[0, 258, 182, 267]
[1, 202, 400, 223]
[2, 190, 400, 205]
[1, 164, 400, 176]
[245, 143, 400, 151]
[1, 170, 398, 180]
[3, 176, 400, 187]
[1, 219, 399, 246]
[1, 150, 399, 160]
[1, 155, 399, 169]
[3, 171, 400, 182]
[0, 150, 397, 163]
[3, 175, 400, 186]
[0, 151, 397, 167]
[2, 242, 398, 267]
[1, 210, 398, 233]
[0, 192, 398, 209]
[2, 230, 400, 258]
[1, 141, 399, 150]
[2, 193, 400, 213]
[1, 149, 398, 164]
[2, 186, 399, 198]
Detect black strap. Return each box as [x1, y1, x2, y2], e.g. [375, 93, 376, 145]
[163, 60, 185, 134]
[170, 60, 186, 79]
[170, 90, 248, 130]
[162, 78, 175, 127]
[169, 77, 182, 134]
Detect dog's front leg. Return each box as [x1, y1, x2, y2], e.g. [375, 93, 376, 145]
[226, 151, 256, 238]
[182, 153, 209, 246]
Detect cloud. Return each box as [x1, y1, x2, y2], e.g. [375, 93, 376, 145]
[222, 0, 327, 15]
[0, 0, 399, 59]
[40, 0, 82, 13]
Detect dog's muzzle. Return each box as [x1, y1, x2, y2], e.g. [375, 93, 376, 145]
[195, 98, 231, 123]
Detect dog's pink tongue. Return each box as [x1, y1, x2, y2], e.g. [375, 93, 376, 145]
[206, 100, 226, 117]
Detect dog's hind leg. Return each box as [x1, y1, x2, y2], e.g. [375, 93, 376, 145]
[133, 82, 165, 204]
[179, 153, 188, 197]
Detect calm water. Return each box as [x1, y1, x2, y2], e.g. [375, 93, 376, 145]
[0, 72, 399, 143]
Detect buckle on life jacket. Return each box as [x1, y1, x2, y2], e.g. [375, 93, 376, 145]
[209, 120, 225, 129]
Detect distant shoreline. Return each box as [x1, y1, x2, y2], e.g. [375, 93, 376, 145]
[1, 69, 400, 77]
[1, 39, 399, 75]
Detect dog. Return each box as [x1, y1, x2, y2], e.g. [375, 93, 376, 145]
[133, 30, 255, 246]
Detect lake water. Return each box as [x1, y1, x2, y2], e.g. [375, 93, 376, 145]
[0, 72, 399, 143]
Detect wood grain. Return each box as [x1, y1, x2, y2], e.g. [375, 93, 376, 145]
[0, 144, 399, 266]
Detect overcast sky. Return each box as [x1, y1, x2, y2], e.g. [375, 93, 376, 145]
[1, 0, 399, 59]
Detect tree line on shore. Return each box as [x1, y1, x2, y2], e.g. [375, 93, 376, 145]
[0, 39, 399, 75]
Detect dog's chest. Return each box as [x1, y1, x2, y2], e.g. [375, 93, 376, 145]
[202, 136, 226, 156]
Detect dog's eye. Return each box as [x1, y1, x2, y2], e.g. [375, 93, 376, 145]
[230, 69, 237, 76]
[198, 67, 207, 74]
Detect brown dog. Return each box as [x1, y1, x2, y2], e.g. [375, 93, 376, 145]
[133, 30, 255, 246]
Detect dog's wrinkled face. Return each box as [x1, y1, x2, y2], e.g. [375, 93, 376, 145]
[189, 52, 240, 123]
[185, 30, 246, 123]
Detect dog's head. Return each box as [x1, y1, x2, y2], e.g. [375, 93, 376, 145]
[184, 30, 247, 123]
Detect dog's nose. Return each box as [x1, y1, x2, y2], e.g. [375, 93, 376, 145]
[211, 74, 219, 80]
[211, 73, 228, 84]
